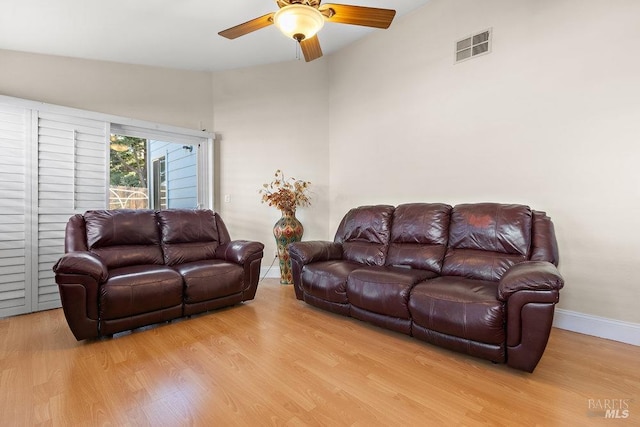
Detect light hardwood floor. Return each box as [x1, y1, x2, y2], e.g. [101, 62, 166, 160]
[1, 279, 638, 426]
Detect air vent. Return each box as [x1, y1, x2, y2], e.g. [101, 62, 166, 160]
[455, 29, 491, 63]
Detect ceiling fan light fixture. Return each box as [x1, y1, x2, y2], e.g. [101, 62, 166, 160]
[273, 5, 325, 41]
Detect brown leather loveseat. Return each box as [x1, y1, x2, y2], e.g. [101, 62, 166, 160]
[53, 209, 264, 340]
[288, 203, 564, 372]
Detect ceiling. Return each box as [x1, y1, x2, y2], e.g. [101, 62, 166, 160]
[0, 0, 431, 72]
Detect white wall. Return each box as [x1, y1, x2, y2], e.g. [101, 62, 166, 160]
[212, 60, 331, 259]
[0, 49, 213, 130]
[328, 0, 640, 323]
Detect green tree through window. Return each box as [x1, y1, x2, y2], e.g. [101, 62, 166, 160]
[110, 135, 147, 187]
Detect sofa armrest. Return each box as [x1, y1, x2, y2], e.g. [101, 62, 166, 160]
[288, 241, 343, 265]
[53, 252, 106, 341]
[215, 240, 265, 264]
[498, 261, 564, 302]
[288, 241, 343, 300]
[500, 261, 564, 372]
[53, 252, 109, 283]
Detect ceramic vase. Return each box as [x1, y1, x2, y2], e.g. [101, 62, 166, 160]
[273, 210, 304, 284]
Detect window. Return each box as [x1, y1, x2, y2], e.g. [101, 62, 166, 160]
[109, 134, 149, 209]
[110, 123, 211, 210]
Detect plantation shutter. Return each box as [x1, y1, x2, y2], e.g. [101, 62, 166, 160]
[35, 112, 108, 310]
[0, 105, 32, 316]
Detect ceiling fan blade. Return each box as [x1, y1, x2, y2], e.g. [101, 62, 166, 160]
[300, 35, 323, 62]
[218, 13, 275, 39]
[320, 4, 396, 29]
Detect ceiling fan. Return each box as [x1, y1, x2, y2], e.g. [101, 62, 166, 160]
[218, 0, 396, 62]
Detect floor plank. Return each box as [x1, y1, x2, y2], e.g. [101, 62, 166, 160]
[1, 279, 638, 426]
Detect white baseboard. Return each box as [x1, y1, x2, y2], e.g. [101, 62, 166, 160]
[260, 265, 281, 280]
[259, 254, 280, 280]
[553, 309, 640, 346]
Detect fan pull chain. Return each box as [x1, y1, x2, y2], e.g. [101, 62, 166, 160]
[295, 40, 300, 61]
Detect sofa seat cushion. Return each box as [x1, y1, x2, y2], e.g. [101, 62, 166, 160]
[347, 266, 438, 319]
[301, 260, 362, 303]
[100, 265, 183, 320]
[174, 260, 244, 303]
[409, 277, 505, 345]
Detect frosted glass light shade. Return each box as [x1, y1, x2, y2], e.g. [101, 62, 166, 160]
[273, 5, 325, 41]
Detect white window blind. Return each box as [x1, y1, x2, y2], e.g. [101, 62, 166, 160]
[36, 111, 108, 310]
[0, 104, 31, 316]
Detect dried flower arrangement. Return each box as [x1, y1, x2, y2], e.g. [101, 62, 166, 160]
[259, 169, 311, 215]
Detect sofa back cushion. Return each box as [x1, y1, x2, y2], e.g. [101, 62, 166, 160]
[84, 210, 164, 268]
[386, 203, 452, 273]
[157, 209, 219, 266]
[334, 205, 394, 266]
[442, 203, 532, 281]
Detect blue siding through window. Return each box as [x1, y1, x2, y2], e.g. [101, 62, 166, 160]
[149, 140, 198, 209]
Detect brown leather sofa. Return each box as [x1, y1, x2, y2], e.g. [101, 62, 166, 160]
[53, 209, 264, 340]
[288, 203, 564, 372]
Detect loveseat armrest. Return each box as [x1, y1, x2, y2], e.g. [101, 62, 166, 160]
[53, 252, 106, 341]
[498, 261, 564, 302]
[288, 241, 343, 265]
[53, 251, 109, 283]
[215, 240, 265, 264]
[215, 240, 264, 302]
